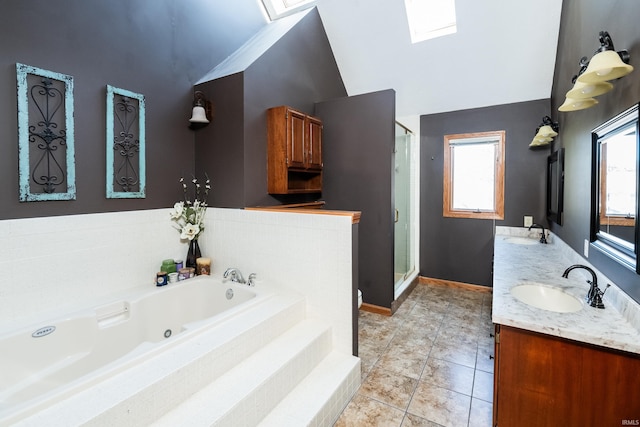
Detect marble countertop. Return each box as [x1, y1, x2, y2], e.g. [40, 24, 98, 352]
[492, 227, 640, 355]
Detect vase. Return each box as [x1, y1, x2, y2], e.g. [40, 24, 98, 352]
[186, 238, 201, 269]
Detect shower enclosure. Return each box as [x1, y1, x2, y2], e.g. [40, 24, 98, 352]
[394, 122, 417, 297]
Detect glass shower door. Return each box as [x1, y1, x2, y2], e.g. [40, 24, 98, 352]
[394, 123, 413, 291]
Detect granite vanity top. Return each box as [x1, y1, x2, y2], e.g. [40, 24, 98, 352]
[493, 227, 640, 355]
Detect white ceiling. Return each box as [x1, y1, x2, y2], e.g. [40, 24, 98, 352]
[314, 0, 563, 118]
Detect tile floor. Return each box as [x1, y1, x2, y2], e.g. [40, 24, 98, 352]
[334, 282, 495, 427]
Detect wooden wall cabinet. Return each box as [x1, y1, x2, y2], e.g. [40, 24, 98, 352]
[493, 324, 640, 427]
[267, 106, 323, 194]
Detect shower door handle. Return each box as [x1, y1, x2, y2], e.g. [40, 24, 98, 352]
[394, 208, 399, 223]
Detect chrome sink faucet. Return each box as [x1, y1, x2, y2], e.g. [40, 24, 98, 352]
[528, 223, 547, 244]
[223, 268, 246, 284]
[561, 264, 610, 309]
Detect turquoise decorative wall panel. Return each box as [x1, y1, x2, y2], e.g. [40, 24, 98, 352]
[16, 63, 76, 202]
[106, 85, 146, 198]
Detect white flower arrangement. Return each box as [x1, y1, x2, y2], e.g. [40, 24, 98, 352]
[170, 175, 210, 241]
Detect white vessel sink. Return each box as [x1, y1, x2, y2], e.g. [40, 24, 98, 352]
[503, 237, 539, 245]
[510, 283, 583, 313]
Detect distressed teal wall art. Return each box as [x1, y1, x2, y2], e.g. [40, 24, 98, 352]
[16, 63, 76, 202]
[106, 85, 146, 199]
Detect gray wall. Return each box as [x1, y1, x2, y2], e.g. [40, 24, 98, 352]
[316, 90, 396, 308]
[420, 99, 551, 286]
[550, 0, 640, 303]
[0, 0, 265, 220]
[194, 8, 347, 208]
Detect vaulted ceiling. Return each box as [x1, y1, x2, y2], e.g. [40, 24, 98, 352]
[313, 0, 563, 117]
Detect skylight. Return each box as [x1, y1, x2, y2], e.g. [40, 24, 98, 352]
[260, 0, 316, 21]
[404, 0, 457, 43]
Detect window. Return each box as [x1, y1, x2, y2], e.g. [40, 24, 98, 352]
[404, 0, 457, 44]
[260, 0, 316, 21]
[599, 126, 636, 227]
[443, 131, 505, 219]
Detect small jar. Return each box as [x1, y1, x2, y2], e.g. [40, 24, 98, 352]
[187, 267, 196, 278]
[156, 272, 168, 286]
[161, 259, 176, 274]
[178, 268, 190, 281]
[175, 259, 184, 270]
[168, 272, 179, 283]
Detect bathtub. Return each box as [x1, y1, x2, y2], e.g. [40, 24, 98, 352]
[0, 275, 270, 425]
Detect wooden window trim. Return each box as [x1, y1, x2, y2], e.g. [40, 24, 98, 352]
[443, 131, 505, 220]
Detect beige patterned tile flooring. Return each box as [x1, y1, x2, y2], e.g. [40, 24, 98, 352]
[335, 283, 494, 427]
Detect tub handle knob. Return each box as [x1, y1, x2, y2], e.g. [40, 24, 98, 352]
[247, 273, 257, 287]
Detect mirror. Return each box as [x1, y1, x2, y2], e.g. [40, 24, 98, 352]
[591, 103, 640, 273]
[547, 148, 564, 225]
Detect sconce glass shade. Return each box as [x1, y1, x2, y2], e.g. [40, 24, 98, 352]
[566, 80, 614, 99]
[189, 105, 209, 124]
[529, 137, 552, 147]
[537, 125, 558, 138]
[577, 50, 634, 83]
[559, 97, 598, 112]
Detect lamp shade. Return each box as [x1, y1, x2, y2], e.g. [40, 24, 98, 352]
[558, 97, 598, 112]
[537, 125, 558, 138]
[566, 80, 614, 99]
[189, 106, 209, 124]
[529, 137, 551, 147]
[577, 50, 634, 83]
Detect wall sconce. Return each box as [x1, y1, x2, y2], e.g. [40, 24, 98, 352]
[189, 91, 212, 129]
[529, 116, 559, 148]
[559, 31, 633, 112]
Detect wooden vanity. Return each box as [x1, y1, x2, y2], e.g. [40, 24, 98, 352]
[493, 324, 640, 426]
[492, 228, 640, 427]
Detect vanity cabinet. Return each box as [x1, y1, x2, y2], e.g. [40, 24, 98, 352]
[267, 106, 323, 194]
[493, 324, 640, 427]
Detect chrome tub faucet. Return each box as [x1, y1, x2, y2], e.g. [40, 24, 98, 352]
[223, 268, 246, 284]
[223, 268, 257, 286]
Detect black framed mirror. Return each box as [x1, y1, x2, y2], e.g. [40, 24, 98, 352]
[547, 148, 564, 225]
[590, 103, 640, 273]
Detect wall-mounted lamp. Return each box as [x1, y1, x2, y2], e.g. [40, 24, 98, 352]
[559, 31, 633, 112]
[189, 91, 212, 129]
[529, 116, 560, 148]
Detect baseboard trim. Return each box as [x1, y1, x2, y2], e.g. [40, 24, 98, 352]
[360, 303, 392, 316]
[419, 276, 492, 294]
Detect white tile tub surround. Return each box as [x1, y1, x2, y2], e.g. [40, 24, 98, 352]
[494, 226, 640, 353]
[0, 207, 354, 354]
[0, 209, 183, 328]
[205, 208, 354, 355]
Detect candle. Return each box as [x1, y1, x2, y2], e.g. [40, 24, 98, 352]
[196, 257, 211, 275]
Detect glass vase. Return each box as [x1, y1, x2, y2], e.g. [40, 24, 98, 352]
[186, 238, 201, 269]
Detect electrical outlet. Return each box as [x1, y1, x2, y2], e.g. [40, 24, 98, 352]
[524, 216, 533, 228]
[584, 239, 589, 257]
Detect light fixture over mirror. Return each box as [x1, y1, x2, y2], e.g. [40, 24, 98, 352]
[529, 116, 559, 148]
[560, 31, 633, 113]
[591, 103, 640, 274]
[189, 91, 212, 130]
[578, 31, 633, 83]
[566, 80, 613, 99]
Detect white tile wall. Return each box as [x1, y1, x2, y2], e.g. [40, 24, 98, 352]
[0, 209, 183, 328]
[206, 208, 354, 355]
[0, 208, 354, 354]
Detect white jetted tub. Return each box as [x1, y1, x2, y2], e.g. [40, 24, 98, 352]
[0, 275, 269, 425]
